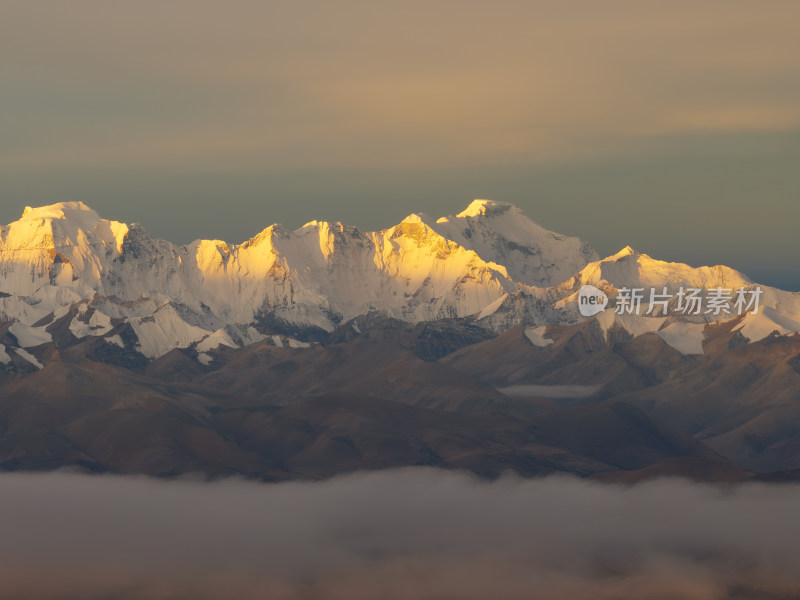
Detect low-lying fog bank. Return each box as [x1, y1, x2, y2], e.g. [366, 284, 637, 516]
[0, 469, 798, 599]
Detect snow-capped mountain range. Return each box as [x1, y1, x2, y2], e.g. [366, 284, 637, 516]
[1, 200, 798, 368]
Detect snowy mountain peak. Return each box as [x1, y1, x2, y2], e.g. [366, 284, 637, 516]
[20, 201, 98, 222]
[455, 199, 513, 219]
[428, 199, 598, 287]
[571, 247, 755, 296]
[299, 220, 343, 231]
[401, 213, 427, 225]
[4, 201, 131, 257]
[17, 201, 106, 238]
[609, 246, 637, 260]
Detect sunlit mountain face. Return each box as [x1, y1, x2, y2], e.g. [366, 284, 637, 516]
[1, 199, 797, 365]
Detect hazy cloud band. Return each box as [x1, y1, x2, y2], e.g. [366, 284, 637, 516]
[1, 469, 799, 599]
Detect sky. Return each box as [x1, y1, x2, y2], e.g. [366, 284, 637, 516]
[2, 1, 799, 289]
[1, 469, 800, 598]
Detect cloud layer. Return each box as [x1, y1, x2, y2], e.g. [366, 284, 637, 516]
[3, 1, 799, 170]
[1, 469, 800, 599]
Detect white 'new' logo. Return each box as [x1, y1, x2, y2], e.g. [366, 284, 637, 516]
[578, 285, 608, 316]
